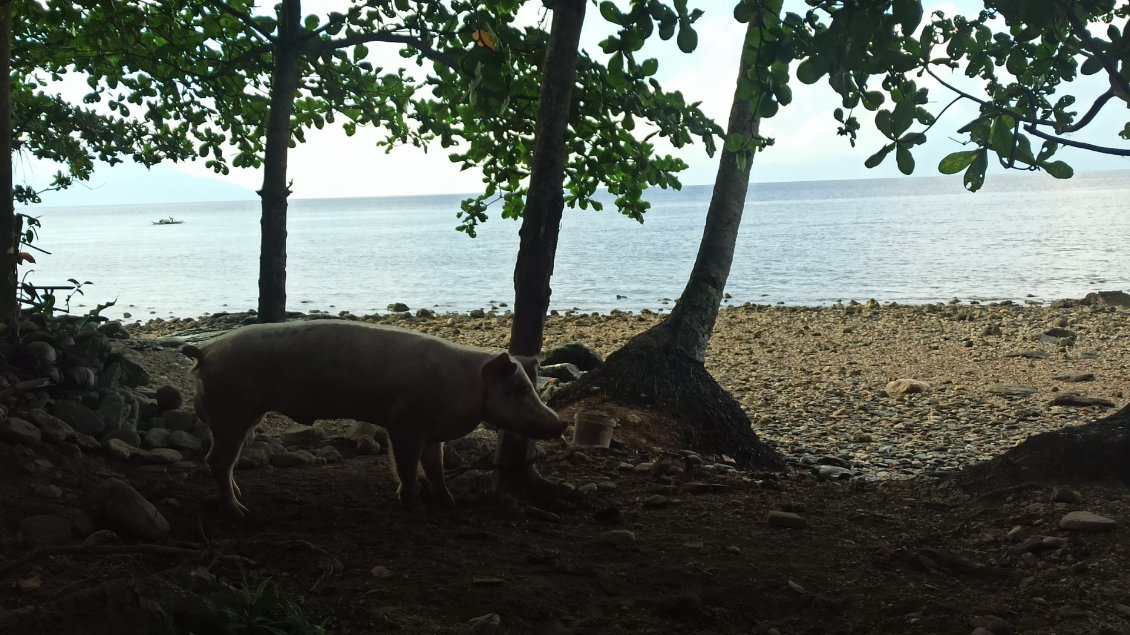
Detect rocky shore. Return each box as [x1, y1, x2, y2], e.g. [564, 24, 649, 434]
[128, 293, 1130, 480]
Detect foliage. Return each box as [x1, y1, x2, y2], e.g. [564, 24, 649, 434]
[225, 575, 326, 635]
[415, 1, 724, 236]
[781, 0, 1129, 190]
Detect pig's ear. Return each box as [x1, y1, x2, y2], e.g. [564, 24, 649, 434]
[513, 355, 539, 381]
[482, 353, 518, 380]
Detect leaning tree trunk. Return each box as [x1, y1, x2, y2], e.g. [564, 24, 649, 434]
[256, 0, 301, 323]
[549, 14, 783, 471]
[0, 2, 16, 340]
[492, 0, 586, 500]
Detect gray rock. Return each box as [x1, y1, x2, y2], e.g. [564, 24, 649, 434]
[1040, 327, 1076, 343]
[86, 478, 169, 541]
[1048, 393, 1115, 408]
[1084, 290, 1130, 307]
[143, 428, 172, 449]
[19, 514, 74, 545]
[66, 331, 111, 365]
[0, 417, 42, 446]
[1051, 372, 1095, 383]
[468, 308, 486, 318]
[98, 320, 131, 339]
[238, 446, 271, 469]
[157, 335, 187, 348]
[73, 432, 101, 450]
[280, 425, 324, 447]
[98, 392, 130, 432]
[1004, 350, 1052, 359]
[543, 342, 603, 371]
[21, 340, 57, 366]
[414, 308, 435, 318]
[25, 409, 75, 444]
[97, 361, 122, 388]
[50, 400, 106, 437]
[643, 494, 670, 508]
[116, 355, 151, 388]
[768, 511, 807, 529]
[987, 384, 1037, 397]
[598, 529, 636, 546]
[154, 385, 183, 411]
[270, 450, 317, 467]
[1059, 511, 1117, 532]
[539, 362, 582, 382]
[884, 378, 931, 397]
[814, 465, 853, 480]
[315, 446, 343, 463]
[387, 302, 410, 312]
[63, 366, 98, 390]
[138, 448, 183, 464]
[162, 409, 198, 432]
[168, 430, 203, 452]
[102, 428, 142, 448]
[1050, 486, 1083, 504]
[103, 438, 137, 460]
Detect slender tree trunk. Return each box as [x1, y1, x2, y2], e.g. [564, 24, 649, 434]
[547, 15, 784, 472]
[493, 0, 587, 498]
[257, 0, 301, 323]
[0, 1, 16, 340]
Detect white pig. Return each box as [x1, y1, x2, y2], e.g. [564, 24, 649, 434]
[181, 321, 567, 516]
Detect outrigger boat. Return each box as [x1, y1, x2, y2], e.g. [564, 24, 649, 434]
[152, 217, 185, 225]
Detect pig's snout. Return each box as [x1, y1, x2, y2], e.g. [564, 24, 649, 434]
[528, 415, 569, 440]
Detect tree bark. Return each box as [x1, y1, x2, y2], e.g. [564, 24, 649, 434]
[256, 0, 301, 323]
[548, 16, 784, 471]
[0, 2, 16, 340]
[493, 0, 587, 498]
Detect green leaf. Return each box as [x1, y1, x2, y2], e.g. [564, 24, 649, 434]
[938, 150, 979, 174]
[796, 59, 824, 84]
[864, 143, 894, 169]
[963, 150, 988, 192]
[640, 58, 659, 76]
[599, 1, 623, 24]
[1080, 55, 1104, 75]
[1043, 160, 1074, 179]
[895, 144, 915, 175]
[734, 1, 756, 24]
[677, 24, 698, 53]
[892, 0, 923, 35]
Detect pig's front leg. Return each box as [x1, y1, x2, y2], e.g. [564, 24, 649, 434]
[421, 442, 456, 508]
[387, 431, 425, 511]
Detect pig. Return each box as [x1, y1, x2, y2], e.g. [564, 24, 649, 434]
[181, 320, 567, 516]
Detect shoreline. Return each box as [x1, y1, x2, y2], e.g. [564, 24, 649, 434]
[127, 298, 1130, 479]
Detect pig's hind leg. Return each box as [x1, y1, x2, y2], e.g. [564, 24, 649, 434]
[204, 411, 258, 517]
[421, 442, 456, 508]
[386, 430, 425, 511]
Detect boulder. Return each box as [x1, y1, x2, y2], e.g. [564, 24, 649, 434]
[168, 430, 203, 453]
[102, 428, 142, 448]
[50, 400, 106, 437]
[884, 379, 931, 397]
[1059, 511, 1117, 532]
[1083, 290, 1130, 308]
[162, 409, 198, 432]
[543, 342, 603, 371]
[1049, 393, 1116, 408]
[0, 417, 42, 446]
[280, 424, 324, 447]
[154, 385, 183, 412]
[97, 320, 131, 339]
[98, 391, 130, 432]
[86, 478, 169, 541]
[103, 438, 137, 460]
[62, 366, 98, 390]
[987, 384, 1037, 397]
[115, 355, 151, 388]
[142, 428, 172, 449]
[387, 302, 410, 313]
[539, 362, 582, 382]
[25, 409, 75, 444]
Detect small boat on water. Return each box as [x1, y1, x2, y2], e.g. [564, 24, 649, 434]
[153, 217, 185, 225]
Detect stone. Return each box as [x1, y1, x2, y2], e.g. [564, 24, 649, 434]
[168, 430, 203, 452]
[386, 302, 410, 313]
[63, 366, 97, 390]
[25, 409, 75, 444]
[538, 363, 582, 382]
[1004, 350, 1052, 359]
[598, 529, 636, 546]
[543, 342, 603, 371]
[238, 446, 271, 468]
[414, 308, 435, 318]
[1050, 486, 1083, 503]
[67, 331, 111, 366]
[280, 425, 324, 447]
[49, 400, 106, 437]
[116, 355, 151, 388]
[19, 514, 73, 545]
[1039, 327, 1076, 344]
[814, 465, 853, 480]
[270, 450, 317, 467]
[1059, 511, 1117, 532]
[86, 477, 169, 541]
[154, 385, 183, 411]
[767, 511, 807, 529]
[987, 384, 1037, 397]
[1084, 290, 1130, 307]
[143, 428, 173, 449]
[21, 340, 57, 366]
[98, 321, 130, 339]
[103, 438, 137, 460]
[162, 409, 198, 432]
[643, 494, 670, 508]
[468, 308, 486, 318]
[466, 613, 501, 635]
[1048, 393, 1115, 408]
[102, 428, 142, 448]
[97, 392, 130, 432]
[1051, 372, 1095, 383]
[884, 379, 930, 397]
[157, 335, 187, 348]
[0, 417, 42, 446]
[137, 448, 183, 464]
[315, 446, 343, 463]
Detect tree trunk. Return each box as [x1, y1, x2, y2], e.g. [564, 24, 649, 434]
[256, 0, 301, 323]
[548, 16, 784, 471]
[493, 0, 587, 499]
[0, 2, 16, 340]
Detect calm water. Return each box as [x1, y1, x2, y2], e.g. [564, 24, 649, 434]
[24, 170, 1130, 320]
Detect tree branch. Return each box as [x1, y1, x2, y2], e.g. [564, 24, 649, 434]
[1054, 2, 1130, 99]
[1061, 88, 1116, 133]
[1022, 122, 1130, 156]
[204, 0, 275, 43]
[302, 30, 460, 71]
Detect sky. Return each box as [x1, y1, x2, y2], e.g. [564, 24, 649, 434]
[22, 0, 1130, 207]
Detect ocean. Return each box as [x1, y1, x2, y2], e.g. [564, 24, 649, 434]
[23, 169, 1130, 321]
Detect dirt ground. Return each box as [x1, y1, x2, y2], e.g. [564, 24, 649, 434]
[2, 314, 1130, 634]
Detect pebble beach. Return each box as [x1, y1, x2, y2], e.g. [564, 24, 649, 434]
[131, 297, 1130, 479]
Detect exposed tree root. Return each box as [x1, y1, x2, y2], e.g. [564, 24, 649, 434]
[958, 404, 1130, 493]
[550, 328, 784, 472]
